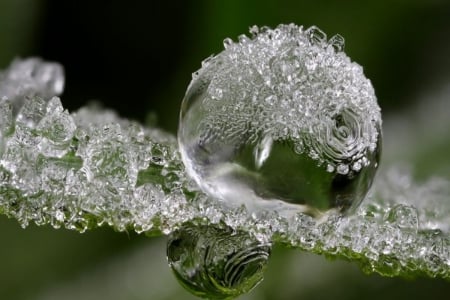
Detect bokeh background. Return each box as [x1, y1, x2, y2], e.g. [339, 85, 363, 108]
[1, 0, 449, 299]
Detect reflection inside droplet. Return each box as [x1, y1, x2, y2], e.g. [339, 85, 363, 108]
[167, 224, 271, 299]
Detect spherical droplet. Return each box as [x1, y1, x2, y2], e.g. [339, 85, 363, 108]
[178, 24, 382, 216]
[167, 224, 271, 299]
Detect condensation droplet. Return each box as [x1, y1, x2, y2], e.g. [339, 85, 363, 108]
[337, 164, 349, 175]
[167, 224, 271, 299]
[352, 160, 362, 172]
[326, 164, 335, 173]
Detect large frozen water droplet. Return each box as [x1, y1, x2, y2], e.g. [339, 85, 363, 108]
[178, 24, 382, 216]
[167, 224, 270, 299]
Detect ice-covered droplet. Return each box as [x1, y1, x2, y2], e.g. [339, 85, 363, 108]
[167, 224, 270, 299]
[178, 24, 382, 217]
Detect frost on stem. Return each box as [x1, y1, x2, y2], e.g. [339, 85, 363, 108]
[0, 58, 193, 233]
[0, 57, 449, 279]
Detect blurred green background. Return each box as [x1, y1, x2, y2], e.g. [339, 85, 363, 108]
[0, 0, 449, 299]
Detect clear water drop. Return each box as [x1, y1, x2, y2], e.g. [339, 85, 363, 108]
[167, 224, 271, 299]
[178, 24, 382, 217]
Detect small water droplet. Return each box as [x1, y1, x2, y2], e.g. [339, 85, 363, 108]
[167, 224, 271, 299]
[352, 160, 362, 172]
[336, 164, 349, 175]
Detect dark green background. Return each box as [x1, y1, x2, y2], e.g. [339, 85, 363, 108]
[1, 0, 449, 299]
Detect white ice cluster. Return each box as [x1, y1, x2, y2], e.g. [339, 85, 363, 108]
[0, 58, 191, 233]
[192, 25, 380, 173]
[0, 58, 449, 279]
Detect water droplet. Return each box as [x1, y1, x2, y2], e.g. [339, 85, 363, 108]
[326, 164, 335, 173]
[352, 160, 362, 172]
[167, 224, 270, 299]
[336, 164, 349, 175]
[178, 24, 381, 216]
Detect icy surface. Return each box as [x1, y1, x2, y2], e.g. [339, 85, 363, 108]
[0, 58, 449, 279]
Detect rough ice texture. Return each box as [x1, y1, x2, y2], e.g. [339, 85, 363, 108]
[0, 56, 449, 279]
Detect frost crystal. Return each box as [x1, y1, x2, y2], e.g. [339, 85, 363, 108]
[0, 58, 64, 114]
[0, 54, 449, 280]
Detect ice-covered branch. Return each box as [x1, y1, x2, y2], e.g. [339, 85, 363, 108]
[0, 57, 449, 280]
[0, 58, 193, 233]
